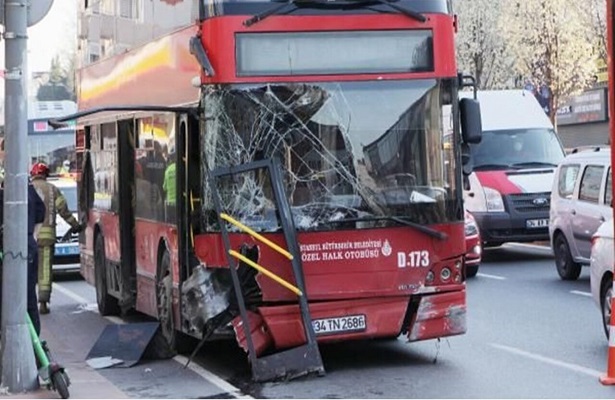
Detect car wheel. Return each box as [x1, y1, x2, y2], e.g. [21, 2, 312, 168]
[94, 234, 120, 316]
[465, 263, 479, 278]
[601, 278, 613, 340]
[553, 234, 582, 280]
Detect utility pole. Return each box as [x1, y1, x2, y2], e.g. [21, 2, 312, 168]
[0, 0, 38, 392]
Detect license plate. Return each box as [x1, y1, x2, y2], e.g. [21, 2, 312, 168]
[526, 218, 549, 228]
[55, 245, 79, 256]
[312, 314, 366, 335]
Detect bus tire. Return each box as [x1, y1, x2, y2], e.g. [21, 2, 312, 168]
[94, 234, 120, 316]
[153, 250, 178, 358]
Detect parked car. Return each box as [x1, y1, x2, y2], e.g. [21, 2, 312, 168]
[549, 147, 611, 280]
[464, 211, 482, 278]
[590, 218, 613, 339]
[48, 177, 80, 272]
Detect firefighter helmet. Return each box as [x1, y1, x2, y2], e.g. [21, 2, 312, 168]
[30, 162, 50, 177]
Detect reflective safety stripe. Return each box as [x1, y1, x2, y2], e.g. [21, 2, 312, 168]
[38, 232, 55, 240]
[38, 245, 53, 301]
[55, 197, 66, 208]
[610, 326, 615, 347]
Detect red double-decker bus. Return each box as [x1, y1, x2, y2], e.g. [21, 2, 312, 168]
[59, 0, 482, 381]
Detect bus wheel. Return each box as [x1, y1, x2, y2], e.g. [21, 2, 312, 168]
[155, 250, 177, 357]
[94, 234, 120, 316]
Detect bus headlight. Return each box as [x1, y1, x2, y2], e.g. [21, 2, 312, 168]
[484, 187, 505, 212]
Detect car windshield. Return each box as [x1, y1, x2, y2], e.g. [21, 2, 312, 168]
[56, 186, 77, 212]
[471, 128, 565, 170]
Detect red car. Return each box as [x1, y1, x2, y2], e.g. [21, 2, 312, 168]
[464, 211, 482, 278]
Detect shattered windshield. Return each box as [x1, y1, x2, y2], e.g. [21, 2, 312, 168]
[203, 79, 461, 232]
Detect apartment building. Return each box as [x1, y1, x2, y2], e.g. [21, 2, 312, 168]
[77, 0, 198, 67]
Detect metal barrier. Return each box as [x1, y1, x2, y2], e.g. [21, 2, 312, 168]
[209, 157, 324, 382]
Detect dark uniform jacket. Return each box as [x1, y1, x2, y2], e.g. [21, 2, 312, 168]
[0, 184, 45, 249]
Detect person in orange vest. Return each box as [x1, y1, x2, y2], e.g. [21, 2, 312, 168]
[30, 162, 83, 314]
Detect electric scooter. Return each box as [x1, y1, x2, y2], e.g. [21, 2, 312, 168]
[27, 313, 71, 399]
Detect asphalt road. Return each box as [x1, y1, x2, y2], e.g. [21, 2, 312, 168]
[48, 243, 615, 398]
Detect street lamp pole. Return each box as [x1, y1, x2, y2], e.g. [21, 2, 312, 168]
[0, 0, 39, 392]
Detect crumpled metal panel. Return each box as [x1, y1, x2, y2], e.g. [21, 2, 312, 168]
[180, 265, 230, 334]
[407, 289, 466, 342]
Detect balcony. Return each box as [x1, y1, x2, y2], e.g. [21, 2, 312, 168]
[78, 13, 101, 41]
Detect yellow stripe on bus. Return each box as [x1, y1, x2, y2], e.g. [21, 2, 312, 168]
[220, 213, 293, 260]
[228, 250, 302, 297]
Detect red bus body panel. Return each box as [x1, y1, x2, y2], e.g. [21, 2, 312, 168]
[77, 25, 201, 108]
[77, 10, 467, 355]
[199, 14, 457, 84]
[195, 224, 464, 301]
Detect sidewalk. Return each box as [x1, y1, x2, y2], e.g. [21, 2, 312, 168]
[0, 311, 130, 399]
[0, 326, 129, 399]
[0, 287, 247, 399]
[1, 363, 128, 399]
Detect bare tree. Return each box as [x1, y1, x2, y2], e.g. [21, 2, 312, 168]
[500, 0, 597, 124]
[454, 0, 514, 89]
[588, 0, 607, 61]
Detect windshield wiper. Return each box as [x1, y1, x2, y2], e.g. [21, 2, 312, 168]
[473, 163, 516, 171]
[356, 0, 427, 22]
[510, 162, 558, 168]
[244, 0, 426, 27]
[324, 216, 447, 240]
[244, 0, 298, 27]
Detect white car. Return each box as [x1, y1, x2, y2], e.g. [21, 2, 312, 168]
[48, 178, 80, 272]
[589, 217, 614, 339]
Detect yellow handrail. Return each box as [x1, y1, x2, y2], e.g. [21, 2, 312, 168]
[220, 213, 294, 260]
[229, 250, 302, 296]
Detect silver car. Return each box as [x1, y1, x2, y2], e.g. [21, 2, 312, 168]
[549, 147, 611, 280]
[590, 217, 613, 339]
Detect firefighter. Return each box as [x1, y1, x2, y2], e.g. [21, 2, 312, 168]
[30, 162, 83, 314]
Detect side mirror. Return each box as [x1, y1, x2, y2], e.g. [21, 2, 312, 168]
[460, 98, 482, 144]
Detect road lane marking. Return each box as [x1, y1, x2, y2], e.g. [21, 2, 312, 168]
[53, 282, 92, 304]
[476, 273, 507, 280]
[104, 317, 251, 398]
[570, 290, 592, 298]
[504, 243, 553, 253]
[174, 355, 254, 399]
[490, 343, 602, 378]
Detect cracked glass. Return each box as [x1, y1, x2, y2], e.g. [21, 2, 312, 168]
[201, 79, 461, 232]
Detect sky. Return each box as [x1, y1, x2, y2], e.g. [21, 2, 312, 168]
[0, 0, 77, 122]
[27, 0, 78, 73]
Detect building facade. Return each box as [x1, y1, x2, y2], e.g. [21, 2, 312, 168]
[556, 85, 609, 151]
[77, 0, 197, 67]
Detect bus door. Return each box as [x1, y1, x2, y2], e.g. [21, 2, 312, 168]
[176, 113, 201, 284]
[117, 118, 137, 306]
